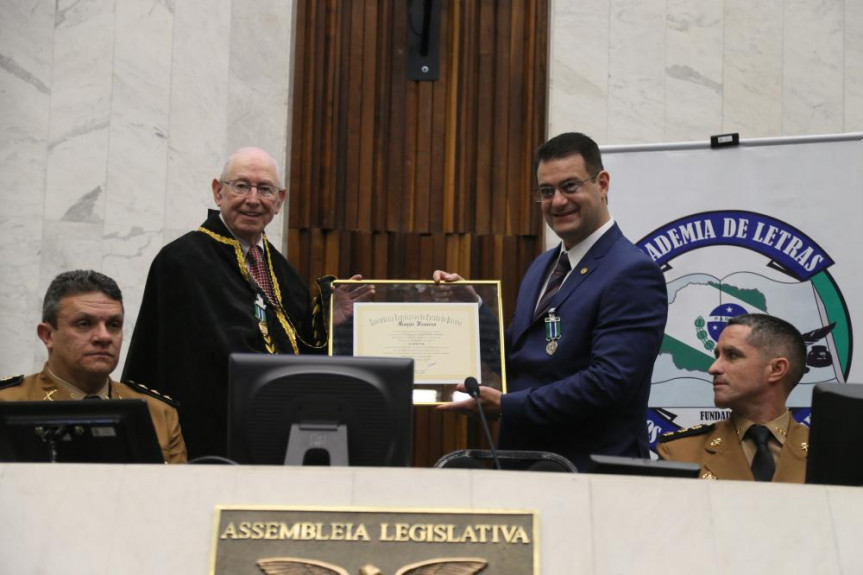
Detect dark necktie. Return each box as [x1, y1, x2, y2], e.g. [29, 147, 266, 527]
[747, 424, 775, 482]
[534, 252, 571, 320]
[83, 395, 102, 400]
[248, 245, 275, 303]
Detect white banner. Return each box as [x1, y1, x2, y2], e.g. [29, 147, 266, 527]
[547, 134, 863, 443]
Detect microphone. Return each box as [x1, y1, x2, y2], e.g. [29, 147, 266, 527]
[464, 377, 501, 470]
[464, 376, 480, 398]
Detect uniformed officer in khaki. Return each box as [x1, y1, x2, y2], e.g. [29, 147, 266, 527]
[0, 270, 186, 463]
[658, 313, 808, 482]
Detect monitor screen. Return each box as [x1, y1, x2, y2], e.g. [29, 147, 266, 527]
[0, 399, 164, 463]
[806, 382, 863, 486]
[587, 454, 701, 478]
[228, 354, 414, 466]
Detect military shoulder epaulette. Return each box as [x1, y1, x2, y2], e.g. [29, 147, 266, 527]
[0, 375, 24, 390]
[657, 423, 716, 443]
[123, 380, 179, 408]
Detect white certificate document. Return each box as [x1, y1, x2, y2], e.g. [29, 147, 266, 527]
[352, 302, 482, 384]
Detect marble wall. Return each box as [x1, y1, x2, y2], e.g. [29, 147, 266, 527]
[545, 0, 863, 250]
[2, 0, 863, 378]
[548, 0, 863, 143]
[0, 0, 295, 376]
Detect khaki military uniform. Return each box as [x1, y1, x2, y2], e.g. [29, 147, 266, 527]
[657, 415, 808, 482]
[0, 367, 187, 464]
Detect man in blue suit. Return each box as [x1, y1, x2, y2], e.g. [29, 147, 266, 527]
[436, 132, 668, 470]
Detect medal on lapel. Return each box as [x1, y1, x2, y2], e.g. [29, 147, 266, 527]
[545, 307, 561, 356]
[255, 294, 276, 353]
[254, 294, 267, 322]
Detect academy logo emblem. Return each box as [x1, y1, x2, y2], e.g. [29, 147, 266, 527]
[692, 302, 750, 353]
[636, 210, 853, 447]
[704, 303, 747, 346]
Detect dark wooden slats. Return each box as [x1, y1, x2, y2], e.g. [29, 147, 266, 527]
[290, 0, 546, 238]
[288, 0, 549, 466]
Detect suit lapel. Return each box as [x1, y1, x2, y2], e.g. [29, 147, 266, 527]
[510, 225, 623, 344]
[547, 224, 621, 313]
[510, 248, 559, 342]
[701, 419, 753, 480]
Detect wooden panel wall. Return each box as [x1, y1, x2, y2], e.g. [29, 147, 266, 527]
[288, 0, 549, 467]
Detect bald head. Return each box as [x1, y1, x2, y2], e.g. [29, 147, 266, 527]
[212, 147, 286, 245]
[220, 147, 283, 189]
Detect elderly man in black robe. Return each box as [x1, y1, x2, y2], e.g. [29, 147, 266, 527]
[123, 147, 366, 459]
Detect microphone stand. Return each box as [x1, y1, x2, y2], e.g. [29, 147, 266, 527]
[464, 377, 501, 470]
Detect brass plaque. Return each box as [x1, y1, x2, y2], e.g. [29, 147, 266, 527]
[211, 506, 538, 574]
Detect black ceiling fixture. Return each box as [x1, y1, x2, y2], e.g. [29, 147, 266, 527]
[407, 0, 441, 81]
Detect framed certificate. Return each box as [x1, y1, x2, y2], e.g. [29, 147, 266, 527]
[329, 280, 506, 404]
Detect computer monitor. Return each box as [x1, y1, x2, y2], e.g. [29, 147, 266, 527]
[434, 449, 579, 472]
[228, 354, 414, 466]
[586, 454, 701, 478]
[0, 399, 164, 463]
[806, 382, 863, 486]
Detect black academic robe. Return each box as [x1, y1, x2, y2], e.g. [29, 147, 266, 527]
[123, 210, 331, 459]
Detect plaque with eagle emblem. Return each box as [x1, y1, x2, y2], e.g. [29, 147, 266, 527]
[257, 557, 488, 575]
[213, 507, 535, 574]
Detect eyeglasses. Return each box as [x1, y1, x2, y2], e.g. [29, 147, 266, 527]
[533, 173, 599, 203]
[220, 180, 281, 199]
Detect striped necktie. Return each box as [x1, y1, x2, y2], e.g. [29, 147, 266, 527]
[534, 252, 571, 320]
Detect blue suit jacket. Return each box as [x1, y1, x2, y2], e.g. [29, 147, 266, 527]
[499, 224, 668, 471]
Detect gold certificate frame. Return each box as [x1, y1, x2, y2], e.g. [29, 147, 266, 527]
[329, 280, 506, 404]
